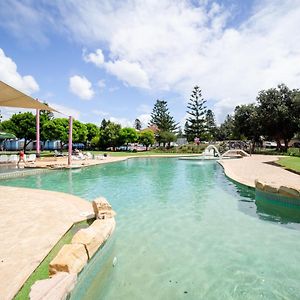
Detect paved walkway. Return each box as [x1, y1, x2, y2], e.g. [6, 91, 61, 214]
[0, 186, 94, 300]
[219, 155, 300, 189]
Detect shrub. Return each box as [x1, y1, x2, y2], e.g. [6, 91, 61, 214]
[288, 147, 300, 157]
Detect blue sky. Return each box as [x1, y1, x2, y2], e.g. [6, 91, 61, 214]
[0, 0, 300, 128]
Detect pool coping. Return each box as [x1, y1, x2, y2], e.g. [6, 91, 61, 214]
[217, 158, 300, 201]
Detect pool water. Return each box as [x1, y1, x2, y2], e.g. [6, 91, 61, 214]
[1, 158, 300, 299]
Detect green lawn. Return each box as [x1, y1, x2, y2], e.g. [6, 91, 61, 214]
[14, 219, 93, 300]
[89, 151, 194, 157]
[277, 157, 300, 172]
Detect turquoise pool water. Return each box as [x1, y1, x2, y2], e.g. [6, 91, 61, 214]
[1, 158, 300, 299]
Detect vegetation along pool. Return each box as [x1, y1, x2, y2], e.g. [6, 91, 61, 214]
[1, 158, 300, 299]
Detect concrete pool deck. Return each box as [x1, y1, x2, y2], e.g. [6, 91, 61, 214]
[218, 155, 300, 190]
[0, 186, 94, 300]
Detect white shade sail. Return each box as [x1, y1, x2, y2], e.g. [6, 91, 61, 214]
[0, 81, 58, 112]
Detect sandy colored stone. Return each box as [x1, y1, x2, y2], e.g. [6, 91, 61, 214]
[278, 186, 300, 198]
[30, 272, 77, 300]
[219, 155, 300, 191]
[72, 227, 104, 259]
[264, 184, 279, 194]
[0, 186, 93, 300]
[49, 244, 88, 275]
[90, 218, 116, 240]
[255, 179, 265, 191]
[92, 197, 116, 219]
[72, 218, 116, 258]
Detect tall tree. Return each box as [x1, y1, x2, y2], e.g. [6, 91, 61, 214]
[257, 84, 300, 150]
[149, 100, 178, 132]
[217, 114, 236, 141]
[138, 129, 155, 150]
[1, 112, 36, 151]
[134, 118, 142, 130]
[119, 127, 138, 149]
[43, 118, 88, 150]
[86, 123, 100, 143]
[205, 109, 217, 140]
[234, 104, 261, 151]
[149, 99, 178, 146]
[40, 104, 54, 143]
[98, 120, 121, 150]
[185, 86, 207, 141]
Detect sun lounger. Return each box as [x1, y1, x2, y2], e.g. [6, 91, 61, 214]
[54, 150, 64, 157]
[8, 155, 18, 163]
[0, 155, 8, 164]
[27, 154, 36, 163]
[85, 152, 93, 159]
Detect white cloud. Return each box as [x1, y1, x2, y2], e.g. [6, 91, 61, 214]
[83, 48, 105, 67]
[3, 1, 300, 121]
[0, 48, 39, 94]
[97, 79, 106, 90]
[49, 102, 81, 120]
[137, 104, 152, 114]
[0, 107, 34, 121]
[69, 75, 94, 100]
[52, 0, 300, 121]
[109, 116, 133, 128]
[137, 113, 151, 128]
[92, 109, 109, 117]
[105, 60, 150, 89]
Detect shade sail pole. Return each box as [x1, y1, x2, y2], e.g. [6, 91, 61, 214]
[36, 109, 40, 156]
[68, 116, 73, 166]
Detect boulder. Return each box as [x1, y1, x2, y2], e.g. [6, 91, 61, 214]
[255, 179, 265, 191]
[72, 218, 116, 258]
[49, 244, 88, 275]
[30, 272, 76, 300]
[264, 184, 279, 194]
[278, 186, 300, 199]
[92, 197, 116, 219]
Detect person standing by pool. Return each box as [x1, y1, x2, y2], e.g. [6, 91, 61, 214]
[17, 150, 26, 168]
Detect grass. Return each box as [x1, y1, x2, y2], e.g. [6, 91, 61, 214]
[276, 156, 300, 173]
[89, 151, 194, 157]
[14, 219, 93, 300]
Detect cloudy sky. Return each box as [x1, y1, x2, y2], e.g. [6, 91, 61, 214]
[0, 0, 300, 127]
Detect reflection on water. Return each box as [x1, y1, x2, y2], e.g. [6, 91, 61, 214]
[232, 179, 300, 228]
[255, 190, 300, 227]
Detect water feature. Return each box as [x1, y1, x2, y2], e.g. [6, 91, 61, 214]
[1, 158, 300, 299]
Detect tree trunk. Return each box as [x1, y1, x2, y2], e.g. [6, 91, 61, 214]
[251, 139, 255, 153]
[276, 139, 281, 151]
[284, 139, 289, 152]
[24, 139, 32, 153]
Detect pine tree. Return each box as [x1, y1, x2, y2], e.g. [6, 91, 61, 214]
[149, 100, 178, 132]
[205, 109, 217, 140]
[185, 86, 207, 141]
[149, 99, 178, 146]
[134, 118, 142, 130]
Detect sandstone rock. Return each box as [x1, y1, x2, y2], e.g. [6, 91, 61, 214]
[278, 186, 300, 199]
[49, 244, 88, 275]
[92, 197, 116, 219]
[72, 218, 116, 258]
[264, 184, 279, 194]
[90, 218, 116, 240]
[30, 272, 76, 300]
[255, 179, 265, 191]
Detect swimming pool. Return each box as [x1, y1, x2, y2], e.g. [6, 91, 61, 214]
[1, 158, 300, 299]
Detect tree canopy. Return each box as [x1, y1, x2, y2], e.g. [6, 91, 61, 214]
[185, 86, 207, 141]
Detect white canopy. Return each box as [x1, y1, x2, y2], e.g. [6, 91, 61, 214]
[0, 81, 57, 111]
